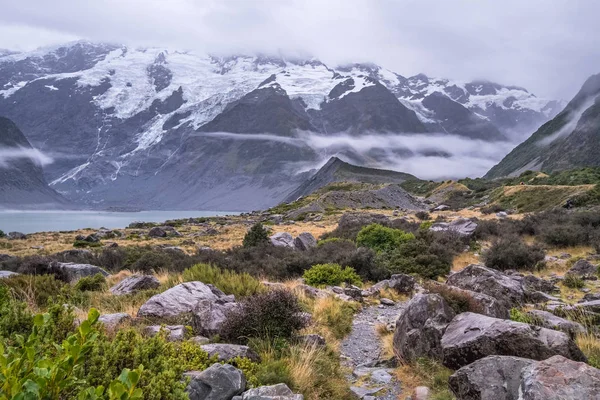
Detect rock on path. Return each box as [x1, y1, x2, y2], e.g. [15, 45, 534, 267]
[340, 302, 405, 400]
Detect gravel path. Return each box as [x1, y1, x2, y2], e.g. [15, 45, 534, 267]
[340, 301, 405, 400]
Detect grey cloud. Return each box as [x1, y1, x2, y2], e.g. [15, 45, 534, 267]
[0, 0, 599, 99]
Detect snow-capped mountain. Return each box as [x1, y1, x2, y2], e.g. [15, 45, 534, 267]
[0, 41, 563, 210]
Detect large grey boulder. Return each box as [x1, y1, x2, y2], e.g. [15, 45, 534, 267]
[449, 355, 535, 400]
[49, 262, 109, 283]
[192, 298, 238, 336]
[0, 270, 18, 279]
[393, 294, 455, 362]
[446, 264, 525, 310]
[519, 355, 600, 399]
[430, 218, 477, 236]
[367, 274, 416, 296]
[200, 344, 260, 363]
[185, 363, 246, 400]
[234, 384, 303, 400]
[110, 275, 160, 295]
[427, 283, 509, 319]
[293, 232, 317, 251]
[98, 313, 132, 329]
[526, 310, 585, 338]
[148, 227, 167, 238]
[269, 232, 295, 248]
[567, 259, 598, 279]
[137, 281, 229, 319]
[441, 312, 586, 369]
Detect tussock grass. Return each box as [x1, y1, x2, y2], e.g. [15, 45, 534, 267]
[181, 263, 265, 297]
[312, 297, 358, 340]
[452, 251, 480, 272]
[394, 358, 454, 400]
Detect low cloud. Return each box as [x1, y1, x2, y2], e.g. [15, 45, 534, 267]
[0, 146, 54, 168]
[538, 96, 595, 146]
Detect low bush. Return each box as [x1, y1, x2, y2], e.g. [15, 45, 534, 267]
[220, 289, 308, 344]
[303, 263, 361, 287]
[1, 273, 68, 308]
[483, 236, 545, 271]
[243, 223, 271, 248]
[0, 230, 5, 237]
[75, 273, 107, 292]
[181, 263, 265, 297]
[356, 223, 415, 253]
[415, 211, 431, 220]
[481, 204, 506, 215]
[0, 285, 32, 339]
[509, 308, 543, 325]
[73, 240, 102, 248]
[563, 274, 585, 289]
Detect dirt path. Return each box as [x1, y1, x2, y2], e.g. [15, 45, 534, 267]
[340, 301, 405, 400]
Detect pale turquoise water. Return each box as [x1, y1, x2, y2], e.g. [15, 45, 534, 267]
[0, 210, 237, 234]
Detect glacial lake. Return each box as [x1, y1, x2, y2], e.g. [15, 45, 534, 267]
[0, 210, 238, 234]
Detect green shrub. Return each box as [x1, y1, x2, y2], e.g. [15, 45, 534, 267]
[356, 224, 415, 253]
[1, 273, 68, 308]
[73, 240, 102, 248]
[509, 308, 543, 325]
[182, 263, 265, 297]
[316, 238, 353, 247]
[303, 263, 361, 287]
[563, 274, 585, 289]
[0, 285, 32, 340]
[483, 236, 545, 271]
[0, 230, 5, 238]
[220, 289, 308, 344]
[75, 273, 107, 292]
[376, 237, 453, 279]
[243, 223, 271, 248]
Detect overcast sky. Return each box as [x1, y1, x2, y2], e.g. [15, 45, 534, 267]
[0, 0, 598, 99]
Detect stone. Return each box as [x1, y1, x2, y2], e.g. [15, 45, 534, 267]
[337, 212, 390, 233]
[343, 285, 363, 301]
[0, 270, 18, 278]
[190, 336, 210, 345]
[192, 297, 238, 337]
[496, 211, 508, 218]
[185, 363, 246, 400]
[49, 262, 109, 283]
[448, 355, 535, 400]
[519, 355, 600, 400]
[526, 310, 585, 337]
[146, 325, 186, 341]
[427, 282, 509, 319]
[430, 218, 477, 236]
[237, 383, 303, 400]
[568, 259, 598, 279]
[388, 274, 416, 293]
[446, 264, 525, 310]
[269, 232, 295, 248]
[200, 344, 260, 363]
[299, 334, 326, 348]
[148, 226, 167, 238]
[568, 299, 600, 313]
[414, 386, 431, 400]
[137, 281, 229, 319]
[580, 293, 600, 302]
[55, 249, 93, 258]
[293, 232, 317, 251]
[517, 274, 558, 295]
[350, 386, 384, 398]
[8, 231, 27, 240]
[441, 312, 587, 370]
[432, 205, 450, 211]
[98, 313, 132, 329]
[380, 298, 395, 306]
[370, 369, 392, 384]
[110, 275, 160, 295]
[393, 294, 455, 363]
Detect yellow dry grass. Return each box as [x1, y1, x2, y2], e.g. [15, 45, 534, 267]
[452, 252, 480, 272]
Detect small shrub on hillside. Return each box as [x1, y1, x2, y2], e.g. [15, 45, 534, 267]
[243, 223, 271, 248]
[75, 273, 107, 292]
[415, 211, 431, 220]
[220, 289, 308, 344]
[563, 274, 585, 289]
[182, 263, 265, 297]
[481, 204, 506, 215]
[483, 236, 545, 271]
[0, 286, 32, 339]
[0, 229, 5, 237]
[424, 283, 484, 315]
[2, 274, 68, 308]
[356, 223, 415, 253]
[509, 308, 543, 325]
[317, 237, 353, 247]
[303, 263, 361, 287]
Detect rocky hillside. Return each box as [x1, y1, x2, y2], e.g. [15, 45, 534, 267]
[0, 117, 68, 207]
[0, 42, 561, 210]
[486, 73, 600, 178]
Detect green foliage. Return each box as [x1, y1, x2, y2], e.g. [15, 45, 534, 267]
[483, 236, 545, 271]
[376, 237, 453, 279]
[182, 263, 265, 297]
[1, 274, 69, 309]
[220, 289, 308, 344]
[0, 286, 32, 340]
[316, 238, 353, 247]
[563, 274, 585, 289]
[509, 308, 543, 325]
[303, 263, 361, 287]
[75, 273, 107, 292]
[356, 224, 415, 253]
[74, 240, 103, 248]
[419, 221, 433, 231]
[0, 230, 5, 238]
[243, 223, 271, 248]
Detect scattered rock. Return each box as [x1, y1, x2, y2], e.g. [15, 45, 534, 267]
[393, 294, 455, 362]
[148, 227, 167, 238]
[192, 297, 238, 337]
[380, 298, 395, 306]
[449, 355, 535, 400]
[200, 344, 260, 363]
[414, 386, 431, 400]
[49, 262, 109, 283]
[110, 275, 160, 295]
[293, 232, 317, 251]
[526, 310, 585, 337]
[337, 212, 390, 233]
[55, 249, 92, 258]
[98, 313, 132, 330]
[343, 285, 363, 301]
[432, 205, 450, 211]
[430, 218, 477, 236]
[496, 211, 508, 218]
[388, 274, 416, 293]
[185, 363, 246, 400]
[137, 281, 230, 319]
[441, 312, 586, 370]
[269, 232, 295, 248]
[8, 231, 27, 240]
[234, 383, 303, 400]
[146, 325, 186, 341]
[519, 355, 600, 399]
[181, 239, 196, 246]
[568, 259, 598, 279]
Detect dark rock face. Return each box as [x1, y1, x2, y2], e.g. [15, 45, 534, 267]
[449, 355, 535, 400]
[185, 363, 246, 400]
[441, 312, 586, 370]
[109, 275, 160, 295]
[393, 294, 455, 362]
